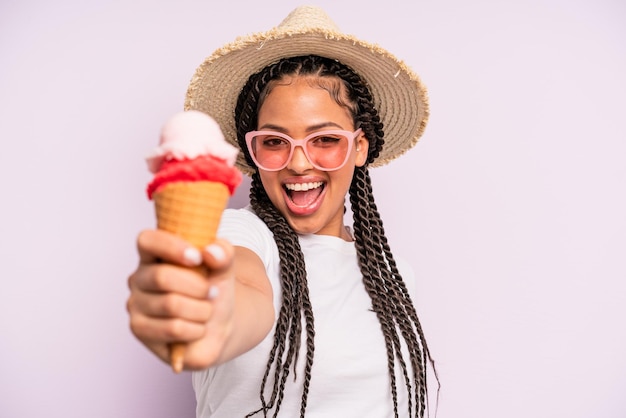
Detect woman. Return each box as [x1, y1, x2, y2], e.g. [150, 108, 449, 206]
[128, 6, 436, 417]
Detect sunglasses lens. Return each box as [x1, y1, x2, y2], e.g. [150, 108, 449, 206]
[305, 133, 350, 170]
[249, 135, 291, 170]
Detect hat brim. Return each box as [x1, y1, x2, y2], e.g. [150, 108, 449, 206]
[185, 28, 429, 176]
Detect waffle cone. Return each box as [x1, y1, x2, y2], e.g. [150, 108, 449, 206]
[153, 181, 230, 248]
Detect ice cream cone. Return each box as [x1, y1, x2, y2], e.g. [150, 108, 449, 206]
[153, 180, 230, 372]
[145, 110, 242, 373]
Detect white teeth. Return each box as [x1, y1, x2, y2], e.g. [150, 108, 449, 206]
[285, 181, 323, 191]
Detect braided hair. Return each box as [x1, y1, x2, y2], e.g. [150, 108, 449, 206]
[234, 55, 435, 417]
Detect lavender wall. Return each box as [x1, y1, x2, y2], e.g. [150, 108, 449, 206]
[1, 1, 624, 417]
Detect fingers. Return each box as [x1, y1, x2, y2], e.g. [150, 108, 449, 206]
[130, 236, 235, 296]
[137, 229, 203, 268]
[131, 289, 213, 322]
[202, 238, 234, 273]
[127, 269, 213, 353]
[129, 309, 208, 347]
[129, 262, 209, 299]
[128, 231, 238, 369]
[136, 230, 234, 275]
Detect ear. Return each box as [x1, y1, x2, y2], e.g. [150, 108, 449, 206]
[354, 132, 370, 167]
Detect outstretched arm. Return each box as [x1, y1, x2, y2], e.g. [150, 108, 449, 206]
[127, 229, 275, 370]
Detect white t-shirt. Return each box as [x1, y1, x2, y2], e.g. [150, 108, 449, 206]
[193, 207, 416, 417]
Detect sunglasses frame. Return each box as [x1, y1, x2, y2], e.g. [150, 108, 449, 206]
[244, 128, 362, 172]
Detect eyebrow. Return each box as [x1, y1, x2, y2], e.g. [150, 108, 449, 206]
[257, 122, 345, 132]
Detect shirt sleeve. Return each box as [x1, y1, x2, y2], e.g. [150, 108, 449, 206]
[218, 207, 274, 262]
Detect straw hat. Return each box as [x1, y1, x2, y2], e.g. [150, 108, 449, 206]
[184, 5, 429, 175]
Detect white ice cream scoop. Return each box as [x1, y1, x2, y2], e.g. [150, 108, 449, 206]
[146, 110, 239, 173]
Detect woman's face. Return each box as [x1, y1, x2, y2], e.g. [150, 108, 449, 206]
[255, 76, 369, 239]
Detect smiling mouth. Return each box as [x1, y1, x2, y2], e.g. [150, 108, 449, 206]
[284, 181, 325, 207]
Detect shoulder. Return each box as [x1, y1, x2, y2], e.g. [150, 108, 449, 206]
[219, 205, 277, 267]
[219, 205, 269, 236]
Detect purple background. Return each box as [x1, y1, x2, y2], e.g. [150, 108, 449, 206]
[1, 0, 625, 417]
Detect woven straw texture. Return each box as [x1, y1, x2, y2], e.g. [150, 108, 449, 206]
[184, 5, 428, 176]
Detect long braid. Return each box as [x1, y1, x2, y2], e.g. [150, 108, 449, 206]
[244, 172, 315, 417]
[234, 54, 436, 417]
[341, 56, 436, 416]
[237, 61, 315, 418]
[351, 167, 431, 417]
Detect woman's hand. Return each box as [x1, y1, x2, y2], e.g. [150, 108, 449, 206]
[127, 229, 237, 370]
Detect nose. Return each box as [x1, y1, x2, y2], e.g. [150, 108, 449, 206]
[286, 145, 313, 172]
